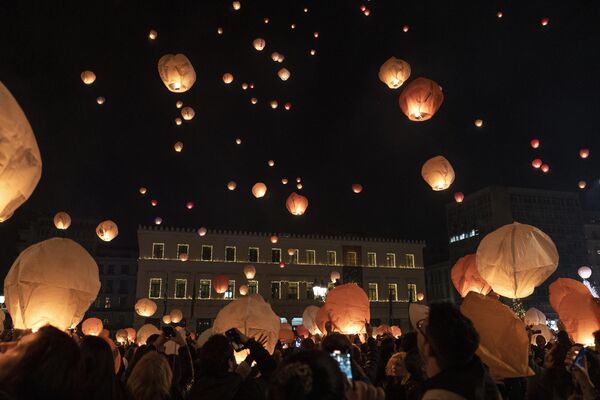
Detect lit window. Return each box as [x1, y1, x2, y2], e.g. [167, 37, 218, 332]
[225, 246, 236, 262]
[405, 254, 415, 268]
[177, 244, 189, 258]
[152, 243, 165, 259]
[248, 280, 259, 294]
[367, 252, 377, 267]
[201, 245, 213, 261]
[386, 253, 396, 267]
[288, 282, 299, 299]
[199, 279, 211, 299]
[306, 250, 316, 264]
[175, 279, 187, 299]
[271, 248, 281, 263]
[388, 283, 398, 301]
[346, 251, 358, 266]
[368, 283, 378, 301]
[149, 278, 162, 298]
[248, 247, 259, 262]
[327, 251, 337, 265]
[271, 281, 281, 299]
[407, 284, 417, 302]
[224, 280, 236, 299]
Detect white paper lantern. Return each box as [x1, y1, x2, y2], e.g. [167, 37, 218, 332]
[137, 324, 160, 345]
[135, 298, 158, 317]
[302, 305, 321, 335]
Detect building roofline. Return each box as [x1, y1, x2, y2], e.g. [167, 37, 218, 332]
[446, 185, 581, 209]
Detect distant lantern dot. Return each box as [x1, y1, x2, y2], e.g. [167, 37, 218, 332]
[360, 5, 366, 11]
[227, 181, 237, 191]
[540, 17, 549, 26]
[364, 9, 370, 16]
[310, 49, 316, 56]
[223, 73, 234, 84]
[284, 102, 292, 110]
[282, 178, 288, 184]
[175, 118, 182, 126]
[474, 119, 483, 128]
[232, 1, 241, 10]
[139, 187, 147, 195]
[532, 159, 543, 169]
[250, 97, 258, 104]
[541, 163, 550, 173]
[296, 177, 302, 183]
[278, 68, 291, 81]
[271, 235, 278, 244]
[249, 83, 255, 89]
[151, 199, 158, 206]
[454, 192, 465, 203]
[264, 17, 269, 24]
[217, 27, 223, 35]
[402, 25, 410, 32]
[270, 100, 278, 109]
[496, 11, 503, 18]
[198, 227, 207, 236]
[291, 23, 296, 29]
[154, 217, 162, 225]
[297, 183, 303, 190]
[242, 82, 248, 90]
[313, 32, 319, 38]
[235, 138, 242, 145]
[80, 70, 96, 85]
[352, 184, 363, 194]
[530, 139, 540, 149]
[580, 148, 590, 159]
[268, 160, 275, 167]
[303, 7, 308, 13]
[148, 29, 158, 40]
[579, 180, 587, 189]
[279, 261, 285, 268]
[179, 253, 189, 262]
[186, 202, 194, 210]
[174, 141, 183, 152]
[176, 100, 183, 108]
[96, 96, 105, 105]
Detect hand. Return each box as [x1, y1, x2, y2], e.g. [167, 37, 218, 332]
[365, 320, 373, 338]
[254, 334, 269, 347]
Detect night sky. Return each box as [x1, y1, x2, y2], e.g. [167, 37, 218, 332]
[1, 0, 599, 279]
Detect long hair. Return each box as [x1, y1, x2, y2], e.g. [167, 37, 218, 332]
[126, 351, 172, 400]
[80, 335, 123, 400]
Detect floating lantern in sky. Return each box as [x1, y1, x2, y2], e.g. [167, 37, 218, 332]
[313, 31, 319, 38]
[279, 261, 285, 268]
[378, 57, 411, 89]
[239, 285, 248, 295]
[196, 227, 208, 238]
[116, 329, 128, 344]
[286, 192, 309, 216]
[540, 17, 549, 26]
[271, 52, 284, 63]
[253, 38, 266, 51]
[223, 73, 234, 84]
[360, 5, 366, 11]
[227, 181, 237, 191]
[175, 118, 182, 125]
[296, 183, 303, 190]
[217, 27, 223, 35]
[524, 308, 546, 326]
[213, 275, 229, 294]
[530, 139, 540, 149]
[578, 180, 587, 189]
[532, 159, 542, 169]
[270, 235, 278, 244]
[263, 17, 269, 24]
[580, 148, 590, 159]
[82, 318, 103, 336]
[250, 97, 258, 105]
[137, 324, 160, 346]
[497, 11, 503, 18]
[268, 160, 275, 167]
[291, 23, 296, 29]
[154, 217, 162, 225]
[541, 164, 550, 173]
[150, 199, 158, 207]
[364, 9, 370, 16]
[252, 182, 267, 198]
[170, 309, 183, 323]
[157, 53, 196, 93]
[417, 293, 425, 301]
[174, 141, 183, 152]
[310, 49, 316, 56]
[53, 211, 71, 230]
[235, 138, 242, 145]
[81, 70, 96, 85]
[96, 220, 118, 242]
[304, 7, 308, 13]
[578, 266, 592, 280]
[282, 178, 288, 184]
[352, 184, 363, 194]
[421, 156, 455, 191]
[186, 202, 194, 210]
[454, 192, 465, 203]
[148, 29, 157, 40]
[278, 68, 291, 81]
[296, 177, 302, 183]
[399, 78, 444, 121]
[181, 106, 195, 120]
[402, 25, 410, 32]
[162, 315, 172, 324]
[244, 265, 256, 279]
[96, 96, 105, 105]
[303, 306, 321, 335]
[474, 119, 483, 127]
[330, 271, 341, 283]
[179, 253, 188, 261]
[284, 102, 292, 110]
[139, 187, 147, 195]
[126, 328, 136, 342]
[232, 1, 241, 10]
[270, 100, 278, 109]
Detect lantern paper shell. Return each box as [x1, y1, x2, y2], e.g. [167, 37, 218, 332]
[175, 100, 183, 109]
[579, 181, 587, 189]
[239, 284, 248, 295]
[398, 77, 444, 121]
[302, 305, 321, 335]
[277, 68, 291, 81]
[4, 238, 100, 331]
[376, 324, 391, 336]
[170, 309, 183, 323]
[0, 83, 43, 222]
[137, 324, 160, 345]
[352, 184, 363, 194]
[549, 278, 600, 345]
[135, 298, 157, 317]
[476, 222, 558, 299]
[148, 30, 158, 40]
[243, 265, 256, 279]
[198, 227, 207, 236]
[157, 54, 196, 93]
[96, 220, 119, 242]
[181, 106, 195, 120]
[223, 73, 234, 84]
[80, 71, 96, 85]
[532, 159, 542, 169]
[580, 149, 590, 159]
[116, 329, 128, 344]
[391, 325, 402, 338]
[578, 266, 592, 280]
[271, 52, 284, 63]
[315, 284, 370, 335]
[330, 271, 341, 283]
[296, 325, 309, 338]
[96, 97, 105, 105]
[253, 38, 266, 51]
[421, 156, 455, 191]
[126, 328, 136, 342]
[454, 192, 464, 203]
[378, 57, 411, 89]
[450, 254, 492, 298]
[460, 292, 533, 378]
[474, 119, 483, 128]
[53, 212, 71, 230]
[270, 235, 278, 244]
[213, 275, 229, 294]
[286, 192, 309, 216]
[279, 323, 295, 343]
[252, 182, 267, 198]
[174, 142, 183, 152]
[523, 307, 546, 326]
[162, 314, 172, 324]
[530, 139, 540, 149]
[541, 164, 550, 173]
[227, 181, 237, 191]
[232, 1, 241, 10]
[530, 324, 554, 345]
[82, 317, 103, 336]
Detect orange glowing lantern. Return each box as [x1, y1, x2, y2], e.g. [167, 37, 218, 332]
[235, 138, 242, 145]
[391, 326, 402, 338]
[296, 183, 303, 190]
[252, 182, 267, 198]
[277, 68, 291, 81]
[264, 17, 269, 24]
[378, 57, 411, 89]
[174, 142, 183, 152]
[179, 253, 188, 262]
[279, 323, 295, 343]
[454, 192, 464, 203]
[81, 70, 96, 85]
[223, 73, 234, 84]
[313, 31, 319, 38]
[217, 27, 223, 35]
[232, 1, 241, 10]
[213, 275, 229, 294]
[532, 159, 542, 169]
[175, 118, 183, 125]
[417, 292, 425, 301]
[157, 53, 196, 93]
[268, 160, 275, 167]
[239, 284, 248, 295]
[530, 139, 540, 149]
[540, 17, 549, 26]
[96, 220, 118, 242]
[135, 298, 157, 317]
[286, 192, 309, 216]
[451, 254, 492, 298]
[497, 11, 503, 18]
[137, 324, 160, 346]
[53, 212, 71, 230]
[82, 317, 103, 336]
[186, 202, 194, 210]
[175, 100, 183, 109]
[579, 180, 587, 189]
[330, 271, 341, 283]
[271, 52, 284, 63]
[181, 106, 195, 120]
[279, 262, 285, 269]
[227, 181, 237, 191]
[364, 9, 370, 16]
[162, 315, 172, 324]
[578, 266, 592, 280]
[126, 328, 136, 342]
[580, 149, 590, 159]
[170, 309, 183, 323]
[352, 184, 363, 193]
[296, 325, 309, 338]
[151, 199, 158, 206]
[241, 83, 248, 90]
[197, 227, 207, 236]
[253, 38, 266, 51]
[287, 248, 295, 256]
[148, 30, 158, 40]
[250, 97, 258, 105]
[244, 265, 256, 279]
[474, 119, 483, 128]
[96, 97, 105, 105]
[284, 103, 292, 110]
[282, 178, 288, 185]
[270, 100, 278, 109]
[315, 284, 370, 335]
[421, 156, 455, 191]
[154, 217, 162, 225]
[402, 25, 410, 32]
[303, 306, 321, 335]
[399, 78, 444, 121]
[310, 49, 316, 56]
[541, 164, 550, 173]
[270, 235, 278, 244]
[524, 308, 546, 326]
[139, 187, 147, 195]
[116, 329, 128, 344]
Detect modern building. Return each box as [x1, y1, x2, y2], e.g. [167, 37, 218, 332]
[135, 226, 426, 333]
[424, 260, 456, 303]
[17, 216, 99, 254]
[584, 211, 600, 285]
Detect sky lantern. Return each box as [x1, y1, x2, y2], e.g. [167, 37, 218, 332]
[279, 261, 285, 268]
[170, 309, 183, 323]
[181, 106, 195, 120]
[524, 308, 546, 326]
[239, 284, 248, 295]
[330, 271, 340, 283]
[378, 57, 411, 89]
[126, 328, 136, 342]
[302, 306, 321, 335]
[532, 159, 542, 169]
[264, 17, 269, 24]
[270, 235, 278, 244]
[364, 9, 370, 16]
[250, 97, 258, 105]
[450, 254, 492, 298]
[53, 211, 71, 230]
[174, 141, 183, 152]
[253, 38, 266, 51]
[402, 25, 410, 32]
[271, 52, 285, 63]
[179, 253, 188, 262]
[243, 265, 256, 279]
[80, 70, 96, 85]
[313, 31, 319, 38]
[399, 77, 444, 121]
[421, 156, 455, 191]
[175, 118, 182, 125]
[277, 68, 291, 81]
[242, 83, 248, 90]
[162, 314, 172, 324]
[116, 329, 128, 344]
[279, 323, 294, 343]
[213, 275, 229, 294]
[287, 248, 295, 256]
[252, 182, 267, 198]
[270, 100, 278, 109]
[148, 29, 157, 40]
[268, 160, 275, 167]
[474, 119, 483, 128]
[137, 324, 160, 346]
[186, 201, 194, 210]
[360, 5, 366, 11]
[235, 138, 242, 145]
[157, 53, 196, 93]
[139, 187, 147, 195]
[284, 102, 292, 110]
[291, 23, 296, 29]
[310, 49, 316, 56]
[217, 27, 223, 35]
[286, 192, 309, 216]
[352, 184, 363, 193]
[541, 164, 550, 173]
[315, 284, 370, 335]
[282, 178, 288, 185]
[454, 192, 464, 203]
[82, 317, 103, 336]
[580, 148, 590, 159]
[530, 139, 540, 149]
[151, 199, 158, 206]
[232, 1, 241, 10]
[0, 83, 42, 222]
[296, 183, 303, 189]
[223, 73, 234, 84]
[4, 238, 100, 331]
[549, 278, 600, 345]
[579, 180, 587, 189]
[540, 17, 549, 26]
[154, 217, 162, 225]
[578, 266, 592, 280]
[135, 298, 157, 317]
[476, 222, 558, 299]
[198, 227, 207, 236]
[417, 292, 425, 301]
[96, 220, 118, 242]
[296, 325, 309, 339]
[496, 11, 503, 18]
[227, 181, 237, 191]
[96, 97, 105, 105]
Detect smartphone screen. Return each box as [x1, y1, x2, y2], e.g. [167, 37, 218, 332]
[574, 348, 587, 369]
[295, 337, 302, 348]
[225, 328, 245, 351]
[331, 350, 353, 381]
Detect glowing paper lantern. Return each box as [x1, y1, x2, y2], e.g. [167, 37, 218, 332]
[402, 25, 409, 32]
[179, 253, 188, 262]
[549, 278, 600, 345]
[116, 329, 128, 344]
[460, 292, 533, 378]
[174, 142, 183, 152]
[474, 119, 483, 128]
[186, 201, 194, 210]
[277, 68, 291, 81]
[148, 30, 158, 40]
[264, 17, 269, 24]
[137, 324, 160, 345]
[217, 27, 223, 35]
[540, 17, 549, 26]
[96, 220, 118, 242]
[198, 227, 207, 236]
[315, 284, 370, 334]
[81, 71, 96, 85]
[330, 271, 340, 283]
[175, 118, 182, 126]
[296, 325, 309, 338]
[421, 156, 455, 191]
[579, 180, 587, 189]
[523, 307, 546, 326]
[279, 262, 285, 269]
[170, 309, 183, 323]
[96, 97, 105, 105]
[151, 199, 158, 206]
[227, 181, 237, 191]
[286, 192, 309, 216]
[296, 183, 303, 190]
[252, 182, 267, 198]
[532, 159, 542, 169]
[213, 275, 229, 294]
[270, 235, 278, 244]
[139, 187, 147, 195]
[541, 164, 550, 173]
[0, 83, 42, 222]
[578, 266, 592, 280]
[391, 326, 402, 338]
[176, 100, 183, 108]
[376, 324, 391, 336]
[244, 265, 256, 279]
[313, 31, 319, 38]
[82, 317, 103, 336]
[530, 324, 553, 345]
[157, 53, 196, 93]
[235, 138, 242, 145]
[476, 222, 558, 299]
[241, 83, 248, 90]
[302, 305, 321, 335]
[253, 38, 266, 51]
[154, 217, 162, 225]
[580, 149, 590, 159]
[309, 49, 316, 56]
[223, 73, 234, 84]
[162, 315, 172, 324]
[239, 284, 248, 295]
[250, 98, 258, 105]
[530, 139, 540, 149]
[232, 1, 241, 10]
[417, 292, 425, 301]
[181, 106, 195, 120]
[126, 328, 136, 342]
[450, 254, 492, 298]
[282, 178, 288, 185]
[271, 52, 284, 63]
[135, 298, 157, 317]
[4, 238, 100, 331]
[399, 78, 444, 121]
[497, 11, 503, 18]
[270, 100, 278, 109]
[352, 184, 363, 194]
[279, 323, 295, 343]
[378, 57, 411, 89]
[284, 103, 292, 110]
[268, 159, 275, 167]
[287, 248, 295, 256]
[213, 294, 280, 362]
[454, 192, 464, 203]
[53, 212, 71, 230]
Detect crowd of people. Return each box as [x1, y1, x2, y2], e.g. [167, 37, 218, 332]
[1, 301, 600, 400]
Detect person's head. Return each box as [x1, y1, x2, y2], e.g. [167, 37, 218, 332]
[385, 352, 409, 381]
[0, 325, 82, 399]
[593, 330, 600, 349]
[557, 330, 572, 348]
[80, 335, 118, 395]
[269, 350, 346, 400]
[196, 334, 235, 377]
[321, 333, 352, 354]
[301, 337, 315, 351]
[418, 302, 479, 373]
[126, 351, 172, 400]
[535, 334, 547, 349]
[401, 331, 418, 353]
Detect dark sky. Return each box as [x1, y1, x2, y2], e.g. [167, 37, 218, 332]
[1, 0, 599, 277]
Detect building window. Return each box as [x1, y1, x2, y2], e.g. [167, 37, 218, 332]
[177, 244, 189, 259]
[327, 251, 337, 265]
[271, 248, 281, 263]
[175, 279, 187, 299]
[196, 318, 212, 334]
[149, 278, 162, 299]
[249, 280, 259, 295]
[248, 247, 259, 263]
[118, 280, 128, 294]
[405, 254, 415, 268]
[386, 253, 396, 267]
[225, 246, 236, 262]
[120, 265, 129, 275]
[201, 245, 213, 261]
[407, 284, 417, 302]
[306, 250, 316, 264]
[346, 252, 358, 266]
[368, 283, 378, 301]
[367, 252, 377, 267]
[271, 281, 281, 299]
[306, 282, 314, 299]
[288, 282, 299, 299]
[119, 297, 127, 307]
[199, 279, 211, 299]
[105, 279, 113, 294]
[224, 280, 235, 299]
[108, 265, 115, 275]
[152, 243, 165, 259]
[388, 284, 398, 301]
[104, 297, 111, 309]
